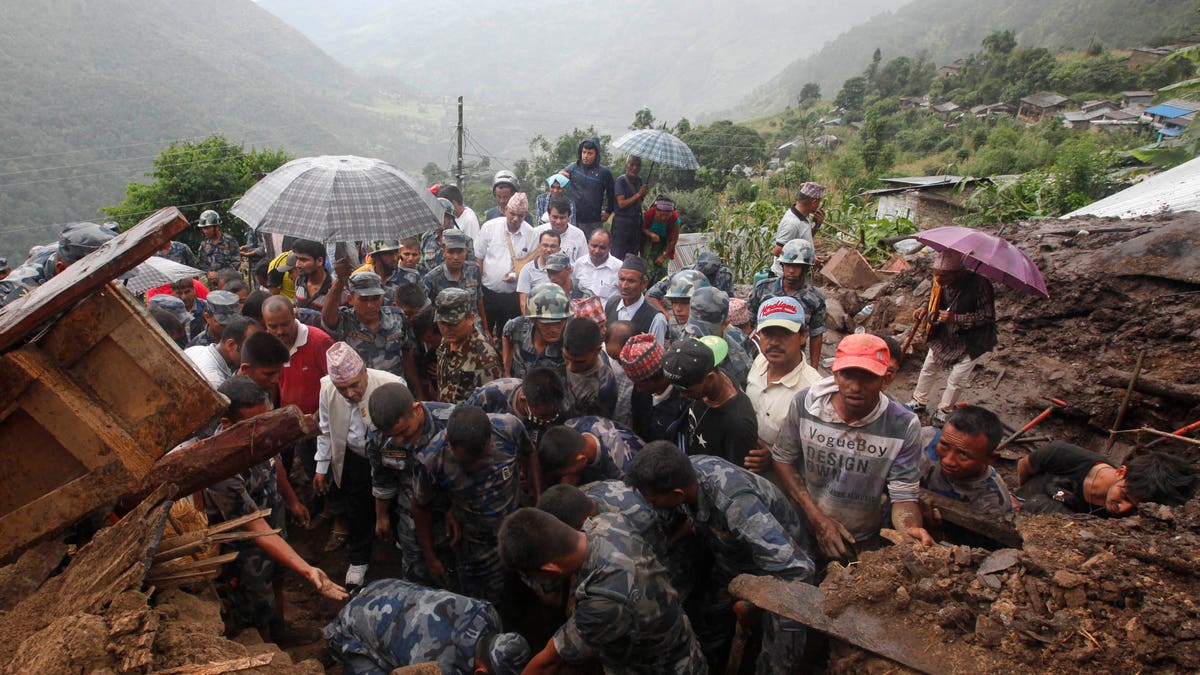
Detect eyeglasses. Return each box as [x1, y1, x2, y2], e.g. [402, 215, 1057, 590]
[527, 411, 562, 425]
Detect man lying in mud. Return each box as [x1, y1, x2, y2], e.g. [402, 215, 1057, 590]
[1016, 442, 1196, 516]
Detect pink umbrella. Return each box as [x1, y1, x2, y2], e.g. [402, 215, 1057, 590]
[914, 226, 1049, 298]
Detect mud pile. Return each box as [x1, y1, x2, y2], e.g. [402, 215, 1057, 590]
[821, 498, 1200, 674]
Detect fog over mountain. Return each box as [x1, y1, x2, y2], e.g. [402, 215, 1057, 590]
[256, 0, 909, 123]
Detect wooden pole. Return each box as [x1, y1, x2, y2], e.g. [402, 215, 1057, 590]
[119, 405, 317, 510]
[1104, 350, 1145, 456]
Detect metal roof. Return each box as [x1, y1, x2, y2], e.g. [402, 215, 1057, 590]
[1144, 104, 1197, 119]
[1021, 91, 1069, 108]
[1063, 155, 1200, 219]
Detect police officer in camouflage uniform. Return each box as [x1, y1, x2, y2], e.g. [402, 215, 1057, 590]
[538, 416, 645, 488]
[422, 229, 488, 336]
[195, 210, 241, 286]
[434, 288, 502, 404]
[750, 237, 827, 372]
[647, 250, 733, 315]
[541, 481, 699, 604]
[186, 290, 242, 348]
[358, 240, 420, 299]
[0, 222, 116, 309]
[627, 442, 815, 674]
[157, 238, 198, 267]
[498, 507, 706, 674]
[680, 286, 753, 390]
[464, 368, 566, 447]
[413, 406, 528, 602]
[421, 198, 475, 271]
[502, 282, 570, 379]
[324, 578, 530, 675]
[562, 316, 618, 418]
[206, 377, 346, 637]
[321, 268, 419, 386]
[657, 268, 710, 341]
[366, 383, 454, 583]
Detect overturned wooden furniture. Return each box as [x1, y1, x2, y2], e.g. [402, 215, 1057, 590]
[0, 208, 226, 561]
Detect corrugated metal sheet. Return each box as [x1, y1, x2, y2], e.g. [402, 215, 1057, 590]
[1144, 104, 1195, 119]
[1063, 155, 1200, 219]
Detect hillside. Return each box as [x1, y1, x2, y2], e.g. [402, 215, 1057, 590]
[734, 0, 1200, 118]
[257, 0, 908, 124]
[0, 0, 446, 260]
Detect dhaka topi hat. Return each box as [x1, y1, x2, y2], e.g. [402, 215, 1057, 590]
[572, 295, 605, 328]
[618, 333, 663, 382]
[506, 192, 529, 215]
[327, 341, 365, 384]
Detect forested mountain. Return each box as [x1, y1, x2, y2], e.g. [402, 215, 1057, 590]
[734, 0, 1200, 117]
[0, 0, 445, 260]
[256, 0, 909, 122]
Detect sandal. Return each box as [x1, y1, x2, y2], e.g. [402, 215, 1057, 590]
[324, 529, 349, 552]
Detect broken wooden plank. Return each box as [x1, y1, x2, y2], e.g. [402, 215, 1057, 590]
[390, 664, 442, 675]
[0, 539, 68, 610]
[729, 574, 977, 674]
[148, 653, 274, 675]
[922, 489, 1023, 549]
[120, 405, 318, 510]
[1098, 369, 1200, 405]
[0, 207, 188, 352]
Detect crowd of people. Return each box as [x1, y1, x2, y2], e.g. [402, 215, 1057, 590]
[2, 150, 1196, 674]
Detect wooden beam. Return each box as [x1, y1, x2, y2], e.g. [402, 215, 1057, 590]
[119, 405, 318, 510]
[1098, 369, 1200, 405]
[729, 575, 983, 674]
[922, 489, 1023, 549]
[0, 207, 189, 352]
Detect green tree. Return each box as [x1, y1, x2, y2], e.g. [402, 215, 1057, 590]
[835, 76, 868, 120]
[982, 30, 1016, 55]
[423, 161, 449, 186]
[679, 120, 767, 190]
[630, 108, 657, 130]
[102, 134, 291, 250]
[526, 127, 611, 184]
[798, 82, 822, 106]
[675, 118, 692, 135]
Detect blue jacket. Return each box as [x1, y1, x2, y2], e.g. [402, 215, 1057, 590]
[560, 138, 615, 223]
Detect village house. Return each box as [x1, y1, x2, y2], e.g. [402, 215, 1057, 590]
[1122, 90, 1156, 108]
[969, 102, 1016, 119]
[1017, 91, 1070, 123]
[936, 59, 965, 78]
[1141, 98, 1200, 138]
[931, 101, 961, 122]
[861, 175, 992, 229]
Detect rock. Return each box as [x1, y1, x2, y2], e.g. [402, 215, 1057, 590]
[895, 585, 911, 609]
[1052, 570, 1087, 589]
[936, 603, 973, 630]
[861, 281, 888, 301]
[979, 573, 1003, 591]
[915, 279, 932, 296]
[953, 546, 973, 566]
[1064, 587, 1088, 608]
[977, 548, 1021, 576]
[974, 613, 1005, 647]
[825, 297, 849, 332]
[1048, 370, 1066, 382]
[820, 247, 879, 289]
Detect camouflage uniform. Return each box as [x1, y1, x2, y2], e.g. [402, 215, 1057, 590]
[383, 267, 422, 297]
[420, 228, 474, 271]
[196, 232, 241, 274]
[436, 331, 502, 404]
[564, 352, 619, 418]
[422, 262, 482, 310]
[158, 241, 197, 267]
[748, 277, 827, 341]
[685, 455, 815, 674]
[582, 480, 698, 602]
[324, 578, 507, 674]
[202, 456, 286, 630]
[323, 306, 412, 378]
[564, 416, 644, 477]
[463, 378, 560, 449]
[366, 403, 455, 583]
[502, 316, 565, 379]
[555, 512, 706, 674]
[414, 413, 528, 601]
[648, 265, 734, 302]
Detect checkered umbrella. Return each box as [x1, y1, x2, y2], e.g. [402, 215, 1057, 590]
[230, 155, 442, 243]
[122, 255, 203, 294]
[612, 130, 700, 170]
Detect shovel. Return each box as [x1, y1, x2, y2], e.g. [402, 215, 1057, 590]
[996, 398, 1067, 452]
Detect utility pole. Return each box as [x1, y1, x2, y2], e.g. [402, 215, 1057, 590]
[456, 96, 465, 188]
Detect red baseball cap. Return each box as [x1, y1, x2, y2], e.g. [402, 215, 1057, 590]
[832, 334, 890, 376]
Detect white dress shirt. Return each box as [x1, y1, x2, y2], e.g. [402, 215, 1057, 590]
[457, 206, 482, 240]
[573, 253, 622, 302]
[532, 223, 588, 263]
[475, 217, 535, 292]
[614, 295, 668, 346]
